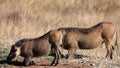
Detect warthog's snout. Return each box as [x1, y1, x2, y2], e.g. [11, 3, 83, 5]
[7, 53, 16, 61]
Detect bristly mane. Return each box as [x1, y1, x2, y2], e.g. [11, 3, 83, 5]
[14, 30, 52, 47]
[14, 39, 28, 47]
[58, 22, 111, 34]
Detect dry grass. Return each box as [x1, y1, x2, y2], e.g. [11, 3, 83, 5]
[0, 0, 120, 67]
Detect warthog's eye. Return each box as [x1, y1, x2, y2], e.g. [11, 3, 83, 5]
[13, 49, 17, 52]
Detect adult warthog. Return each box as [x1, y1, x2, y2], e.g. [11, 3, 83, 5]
[58, 22, 118, 59]
[7, 30, 62, 66]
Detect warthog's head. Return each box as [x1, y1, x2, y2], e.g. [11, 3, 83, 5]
[7, 41, 23, 61]
[7, 45, 21, 61]
[7, 39, 26, 61]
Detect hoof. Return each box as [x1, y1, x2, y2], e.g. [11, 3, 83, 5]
[51, 62, 58, 66]
[30, 61, 35, 65]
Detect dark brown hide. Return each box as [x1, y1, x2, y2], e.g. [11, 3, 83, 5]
[7, 30, 62, 66]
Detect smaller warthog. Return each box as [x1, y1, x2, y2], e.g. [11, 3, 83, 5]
[7, 30, 62, 66]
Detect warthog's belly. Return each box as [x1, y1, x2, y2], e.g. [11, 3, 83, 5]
[62, 40, 103, 50]
[78, 38, 103, 49]
[32, 44, 51, 57]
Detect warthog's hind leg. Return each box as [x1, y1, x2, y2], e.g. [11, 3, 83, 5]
[51, 45, 61, 66]
[105, 39, 113, 59]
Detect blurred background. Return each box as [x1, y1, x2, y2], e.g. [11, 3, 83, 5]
[0, 0, 120, 67]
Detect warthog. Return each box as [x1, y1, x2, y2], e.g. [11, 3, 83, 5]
[7, 30, 62, 66]
[58, 22, 118, 59]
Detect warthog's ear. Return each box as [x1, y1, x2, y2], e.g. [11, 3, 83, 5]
[19, 41, 24, 45]
[15, 40, 25, 47]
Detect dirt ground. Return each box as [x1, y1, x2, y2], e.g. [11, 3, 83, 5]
[1, 52, 120, 68]
[1, 49, 120, 68]
[0, 59, 93, 68]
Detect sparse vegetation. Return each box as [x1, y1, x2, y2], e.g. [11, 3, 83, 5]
[0, 0, 120, 68]
[0, 48, 9, 60]
[39, 56, 54, 61]
[44, 56, 54, 61]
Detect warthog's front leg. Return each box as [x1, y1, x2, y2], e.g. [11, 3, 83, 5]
[23, 57, 35, 66]
[68, 49, 76, 59]
[68, 48, 77, 60]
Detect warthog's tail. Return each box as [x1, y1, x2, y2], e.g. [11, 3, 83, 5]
[112, 28, 119, 51]
[115, 30, 119, 50]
